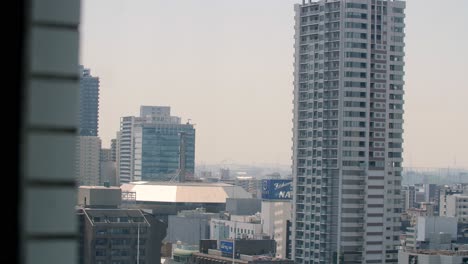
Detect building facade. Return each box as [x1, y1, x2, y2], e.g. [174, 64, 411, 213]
[445, 194, 468, 223]
[133, 123, 195, 181]
[77, 208, 167, 264]
[262, 201, 292, 259]
[166, 208, 219, 246]
[76, 136, 102, 186]
[292, 1, 406, 263]
[79, 65, 100, 136]
[100, 148, 117, 186]
[116, 106, 195, 183]
[210, 217, 264, 241]
[111, 138, 117, 162]
[439, 188, 465, 217]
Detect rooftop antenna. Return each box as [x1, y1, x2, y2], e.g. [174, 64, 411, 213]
[170, 131, 188, 182]
[178, 132, 187, 182]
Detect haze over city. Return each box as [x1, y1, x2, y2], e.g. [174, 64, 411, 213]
[80, 0, 468, 168]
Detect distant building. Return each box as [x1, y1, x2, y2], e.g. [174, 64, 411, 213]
[234, 176, 259, 198]
[210, 214, 263, 241]
[406, 203, 437, 227]
[402, 186, 419, 210]
[445, 194, 468, 222]
[77, 208, 167, 264]
[220, 168, 230, 180]
[100, 148, 112, 161]
[76, 136, 101, 186]
[200, 171, 213, 178]
[410, 216, 457, 250]
[79, 65, 99, 136]
[440, 188, 464, 217]
[424, 184, 438, 202]
[110, 138, 117, 162]
[166, 208, 220, 246]
[117, 106, 195, 183]
[100, 148, 117, 186]
[226, 198, 261, 216]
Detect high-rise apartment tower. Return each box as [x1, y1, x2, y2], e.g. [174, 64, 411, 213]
[292, 1, 406, 263]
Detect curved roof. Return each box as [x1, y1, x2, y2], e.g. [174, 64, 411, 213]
[121, 181, 252, 203]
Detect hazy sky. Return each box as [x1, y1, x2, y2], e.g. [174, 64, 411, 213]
[80, 0, 468, 168]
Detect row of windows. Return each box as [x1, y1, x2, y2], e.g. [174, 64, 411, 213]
[346, 12, 367, 19]
[345, 81, 366, 88]
[346, 42, 367, 49]
[345, 22, 367, 29]
[345, 71, 366, 78]
[346, 3, 367, 10]
[346, 32, 367, 39]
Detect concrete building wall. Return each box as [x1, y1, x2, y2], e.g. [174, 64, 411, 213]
[210, 219, 263, 240]
[261, 201, 292, 258]
[77, 186, 122, 208]
[226, 198, 261, 215]
[167, 215, 211, 245]
[416, 216, 458, 241]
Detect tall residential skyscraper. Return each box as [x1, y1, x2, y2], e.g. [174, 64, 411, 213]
[292, 1, 406, 263]
[117, 106, 195, 183]
[79, 65, 100, 136]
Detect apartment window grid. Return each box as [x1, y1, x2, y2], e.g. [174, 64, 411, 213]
[293, 1, 405, 264]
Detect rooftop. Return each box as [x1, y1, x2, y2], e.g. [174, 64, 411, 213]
[82, 208, 149, 225]
[121, 181, 252, 203]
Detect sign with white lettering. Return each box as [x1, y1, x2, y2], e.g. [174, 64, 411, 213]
[219, 240, 233, 254]
[261, 179, 293, 200]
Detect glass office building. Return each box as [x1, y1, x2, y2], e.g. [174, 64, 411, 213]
[134, 123, 195, 181]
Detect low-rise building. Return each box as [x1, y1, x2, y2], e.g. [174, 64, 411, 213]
[166, 208, 220, 246]
[77, 208, 167, 264]
[210, 214, 263, 241]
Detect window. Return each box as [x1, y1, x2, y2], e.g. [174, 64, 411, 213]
[346, 3, 368, 10]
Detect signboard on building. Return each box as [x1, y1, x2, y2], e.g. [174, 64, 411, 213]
[219, 240, 233, 254]
[261, 179, 292, 200]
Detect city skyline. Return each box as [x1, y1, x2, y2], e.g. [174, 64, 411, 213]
[80, 0, 468, 168]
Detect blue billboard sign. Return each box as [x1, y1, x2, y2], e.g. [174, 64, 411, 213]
[261, 179, 292, 200]
[219, 240, 233, 254]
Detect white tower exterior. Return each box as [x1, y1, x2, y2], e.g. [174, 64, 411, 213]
[292, 1, 406, 263]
